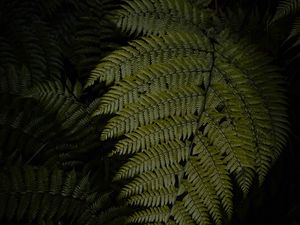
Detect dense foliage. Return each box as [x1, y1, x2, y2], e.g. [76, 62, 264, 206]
[0, 0, 299, 225]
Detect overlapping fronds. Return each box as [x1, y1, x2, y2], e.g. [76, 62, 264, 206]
[271, 0, 300, 61]
[188, 0, 212, 8]
[87, 0, 289, 224]
[0, 0, 64, 81]
[290, 17, 300, 37]
[110, 0, 216, 36]
[0, 65, 32, 96]
[74, 0, 125, 75]
[271, 0, 300, 40]
[271, 0, 300, 23]
[86, 32, 213, 87]
[94, 57, 211, 115]
[0, 65, 99, 167]
[0, 166, 129, 225]
[20, 79, 100, 167]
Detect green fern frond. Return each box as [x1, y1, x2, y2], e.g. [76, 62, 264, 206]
[87, 1, 289, 224]
[0, 20, 63, 81]
[0, 65, 32, 96]
[111, 115, 198, 154]
[110, 0, 215, 36]
[180, 189, 212, 225]
[0, 166, 89, 221]
[119, 163, 182, 198]
[86, 32, 212, 87]
[102, 86, 204, 137]
[24, 79, 83, 118]
[0, 77, 100, 167]
[192, 136, 233, 215]
[0, 166, 129, 225]
[75, 8, 125, 75]
[128, 206, 170, 223]
[270, 0, 300, 61]
[0, 98, 62, 164]
[290, 16, 300, 37]
[272, 0, 300, 23]
[24, 79, 98, 141]
[188, 0, 212, 8]
[114, 140, 189, 180]
[95, 57, 211, 115]
[128, 186, 178, 207]
[215, 37, 289, 181]
[184, 162, 223, 224]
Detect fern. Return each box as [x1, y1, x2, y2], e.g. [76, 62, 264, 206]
[271, 0, 300, 62]
[86, 32, 213, 87]
[74, 0, 126, 76]
[23, 79, 101, 167]
[87, 0, 289, 224]
[0, 64, 99, 167]
[290, 16, 300, 37]
[0, 1, 129, 224]
[94, 57, 211, 115]
[0, 65, 32, 96]
[0, 0, 64, 81]
[0, 0, 293, 224]
[271, 0, 300, 23]
[0, 166, 129, 225]
[110, 0, 216, 36]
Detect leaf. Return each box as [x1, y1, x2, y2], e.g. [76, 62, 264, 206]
[86, 0, 289, 224]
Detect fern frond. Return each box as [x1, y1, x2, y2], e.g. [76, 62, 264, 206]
[290, 16, 300, 37]
[111, 0, 215, 36]
[128, 206, 170, 223]
[111, 115, 198, 154]
[87, 0, 289, 223]
[215, 38, 289, 182]
[86, 32, 212, 87]
[128, 186, 178, 207]
[184, 163, 223, 225]
[23, 79, 101, 163]
[0, 17, 63, 81]
[272, 0, 300, 23]
[75, 10, 125, 75]
[192, 136, 233, 216]
[114, 140, 190, 180]
[0, 166, 89, 221]
[171, 201, 197, 225]
[0, 98, 62, 164]
[119, 163, 182, 198]
[0, 166, 129, 225]
[0, 65, 32, 95]
[102, 86, 204, 137]
[0, 76, 100, 167]
[188, 0, 212, 7]
[95, 57, 211, 115]
[181, 189, 212, 225]
[24, 79, 87, 127]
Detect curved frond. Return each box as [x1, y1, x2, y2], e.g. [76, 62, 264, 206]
[114, 140, 190, 180]
[0, 167, 89, 221]
[290, 16, 300, 37]
[86, 1, 289, 225]
[102, 86, 204, 138]
[95, 57, 211, 115]
[272, 0, 300, 23]
[0, 166, 129, 225]
[86, 32, 213, 87]
[128, 206, 170, 224]
[110, 0, 215, 36]
[111, 115, 198, 155]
